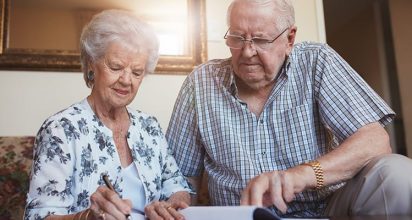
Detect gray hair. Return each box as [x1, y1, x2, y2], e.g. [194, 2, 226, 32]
[227, 0, 295, 31]
[80, 9, 159, 88]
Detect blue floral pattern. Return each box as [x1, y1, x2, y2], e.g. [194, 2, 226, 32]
[25, 99, 192, 219]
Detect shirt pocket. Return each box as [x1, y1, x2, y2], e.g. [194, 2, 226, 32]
[272, 103, 317, 163]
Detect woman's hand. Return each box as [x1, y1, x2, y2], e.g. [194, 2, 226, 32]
[89, 186, 132, 220]
[144, 191, 190, 220]
[144, 200, 188, 220]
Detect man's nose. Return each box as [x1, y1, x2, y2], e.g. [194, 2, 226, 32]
[241, 40, 257, 57]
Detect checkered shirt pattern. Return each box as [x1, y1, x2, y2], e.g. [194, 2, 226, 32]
[166, 42, 395, 217]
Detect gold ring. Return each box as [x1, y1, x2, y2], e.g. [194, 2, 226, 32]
[98, 210, 106, 220]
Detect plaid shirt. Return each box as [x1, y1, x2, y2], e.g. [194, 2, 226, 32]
[166, 42, 395, 217]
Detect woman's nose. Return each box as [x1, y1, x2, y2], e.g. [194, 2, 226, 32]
[118, 70, 132, 85]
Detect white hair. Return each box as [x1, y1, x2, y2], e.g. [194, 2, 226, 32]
[226, 0, 295, 31]
[80, 9, 159, 88]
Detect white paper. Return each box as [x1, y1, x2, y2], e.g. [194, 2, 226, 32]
[130, 212, 145, 220]
[178, 206, 330, 220]
[179, 206, 256, 220]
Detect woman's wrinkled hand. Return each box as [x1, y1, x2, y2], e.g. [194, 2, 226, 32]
[89, 186, 132, 220]
[144, 200, 189, 220]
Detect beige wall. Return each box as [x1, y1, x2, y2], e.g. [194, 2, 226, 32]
[389, 0, 412, 156]
[0, 0, 325, 136]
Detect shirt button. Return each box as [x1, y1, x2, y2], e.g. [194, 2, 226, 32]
[262, 151, 266, 155]
[259, 119, 264, 124]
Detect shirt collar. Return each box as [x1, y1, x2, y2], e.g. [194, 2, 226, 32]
[226, 56, 291, 97]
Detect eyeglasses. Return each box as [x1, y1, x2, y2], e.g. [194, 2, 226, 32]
[224, 27, 289, 50]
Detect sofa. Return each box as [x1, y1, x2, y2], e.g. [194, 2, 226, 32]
[0, 136, 35, 220]
[0, 136, 209, 220]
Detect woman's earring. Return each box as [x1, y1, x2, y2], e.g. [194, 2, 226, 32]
[87, 71, 95, 81]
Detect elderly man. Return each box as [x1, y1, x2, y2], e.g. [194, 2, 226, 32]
[167, 0, 412, 217]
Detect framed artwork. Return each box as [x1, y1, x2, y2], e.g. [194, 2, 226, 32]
[0, 0, 207, 74]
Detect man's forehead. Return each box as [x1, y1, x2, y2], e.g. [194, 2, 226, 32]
[229, 2, 277, 22]
[229, 12, 277, 33]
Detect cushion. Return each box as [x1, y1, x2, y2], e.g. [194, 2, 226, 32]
[0, 136, 35, 220]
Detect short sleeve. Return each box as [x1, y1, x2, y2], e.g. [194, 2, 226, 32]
[314, 44, 395, 141]
[25, 119, 76, 219]
[156, 123, 194, 199]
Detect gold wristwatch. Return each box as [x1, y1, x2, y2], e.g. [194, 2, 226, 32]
[302, 160, 324, 190]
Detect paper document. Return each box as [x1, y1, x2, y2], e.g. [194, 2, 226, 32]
[130, 212, 145, 220]
[178, 206, 329, 220]
[179, 206, 279, 220]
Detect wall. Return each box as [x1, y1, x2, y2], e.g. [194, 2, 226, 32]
[389, 0, 412, 156]
[324, 0, 412, 156]
[326, 5, 386, 96]
[325, 1, 399, 151]
[0, 0, 325, 136]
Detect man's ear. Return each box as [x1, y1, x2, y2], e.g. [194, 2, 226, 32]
[286, 25, 297, 55]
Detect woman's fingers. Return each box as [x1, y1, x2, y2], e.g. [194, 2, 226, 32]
[90, 186, 131, 220]
[145, 201, 170, 220]
[174, 201, 189, 209]
[166, 206, 185, 220]
[145, 200, 187, 220]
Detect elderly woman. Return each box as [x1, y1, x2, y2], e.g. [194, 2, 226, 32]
[25, 10, 192, 220]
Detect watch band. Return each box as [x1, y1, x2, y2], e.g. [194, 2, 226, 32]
[302, 160, 324, 190]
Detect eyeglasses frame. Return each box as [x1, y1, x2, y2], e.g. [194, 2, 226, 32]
[223, 27, 290, 50]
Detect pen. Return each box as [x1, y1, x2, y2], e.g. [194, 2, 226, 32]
[102, 174, 132, 220]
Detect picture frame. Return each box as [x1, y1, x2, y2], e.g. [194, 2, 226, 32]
[0, 0, 207, 74]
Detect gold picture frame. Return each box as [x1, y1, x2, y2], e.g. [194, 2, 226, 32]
[0, 0, 207, 74]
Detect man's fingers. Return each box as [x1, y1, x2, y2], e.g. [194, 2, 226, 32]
[282, 176, 295, 203]
[249, 178, 267, 206]
[241, 171, 292, 213]
[241, 174, 270, 206]
[240, 184, 251, 205]
[271, 173, 288, 213]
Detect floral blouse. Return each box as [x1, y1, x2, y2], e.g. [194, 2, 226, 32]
[24, 99, 192, 220]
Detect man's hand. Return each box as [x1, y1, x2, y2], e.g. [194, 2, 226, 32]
[240, 166, 312, 213]
[241, 122, 391, 214]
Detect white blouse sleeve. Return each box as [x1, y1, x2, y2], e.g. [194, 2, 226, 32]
[25, 119, 76, 219]
[156, 121, 194, 199]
